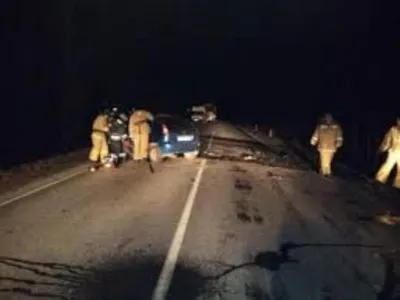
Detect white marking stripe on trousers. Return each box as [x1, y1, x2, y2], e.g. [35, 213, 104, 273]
[152, 158, 207, 300]
[0, 169, 87, 208]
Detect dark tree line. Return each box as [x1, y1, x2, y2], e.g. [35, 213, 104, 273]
[1, 0, 399, 170]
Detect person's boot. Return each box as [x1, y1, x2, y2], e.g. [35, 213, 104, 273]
[105, 161, 114, 168]
[89, 162, 99, 172]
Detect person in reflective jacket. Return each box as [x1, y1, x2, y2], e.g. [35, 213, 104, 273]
[375, 117, 400, 188]
[89, 111, 109, 171]
[105, 108, 129, 167]
[310, 113, 343, 176]
[128, 109, 154, 161]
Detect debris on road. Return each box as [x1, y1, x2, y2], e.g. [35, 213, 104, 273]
[266, 171, 284, 180]
[3, 122, 400, 300]
[204, 151, 223, 158]
[243, 155, 256, 161]
[376, 212, 400, 226]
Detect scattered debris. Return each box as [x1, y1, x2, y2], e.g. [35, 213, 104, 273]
[253, 215, 264, 224]
[376, 212, 400, 226]
[240, 148, 265, 161]
[203, 150, 223, 158]
[230, 166, 247, 173]
[234, 179, 253, 191]
[266, 171, 284, 180]
[243, 155, 256, 161]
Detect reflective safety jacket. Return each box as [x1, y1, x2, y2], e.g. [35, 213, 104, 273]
[128, 110, 154, 137]
[92, 114, 108, 133]
[380, 126, 400, 153]
[310, 122, 343, 151]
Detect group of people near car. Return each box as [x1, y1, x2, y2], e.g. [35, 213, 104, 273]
[88, 107, 154, 172]
[88, 108, 400, 189]
[310, 113, 400, 189]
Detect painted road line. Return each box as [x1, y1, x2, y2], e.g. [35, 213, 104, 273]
[239, 126, 266, 145]
[0, 169, 87, 208]
[205, 131, 215, 152]
[152, 158, 207, 300]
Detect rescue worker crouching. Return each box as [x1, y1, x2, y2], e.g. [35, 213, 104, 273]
[129, 109, 154, 162]
[310, 113, 343, 176]
[89, 110, 109, 171]
[375, 117, 400, 189]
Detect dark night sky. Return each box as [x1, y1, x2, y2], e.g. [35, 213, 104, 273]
[1, 0, 399, 168]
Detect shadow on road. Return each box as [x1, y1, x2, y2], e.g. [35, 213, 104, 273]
[76, 256, 208, 300]
[0, 255, 210, 300]
[209, 242, 382, 279]
[1, 246, 397, 299]
[207, 242, 394, 300]
[377, 250, 400, 300]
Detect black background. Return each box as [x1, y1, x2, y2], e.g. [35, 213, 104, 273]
[1, 0, 399, 172]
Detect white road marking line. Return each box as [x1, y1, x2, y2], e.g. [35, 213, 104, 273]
[0, 169, 87, 208]
[205, 131, 215, 152]
[152, 158, 207, 300]
[239, 126, 265, 145]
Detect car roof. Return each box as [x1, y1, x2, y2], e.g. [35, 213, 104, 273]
[155, 114, 193, 125]
[156, 113, 190, 120]
[155, 113, 174, 118]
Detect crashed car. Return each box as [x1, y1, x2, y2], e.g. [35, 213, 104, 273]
[148, 114, 201, 161]
[191, 112, 205, 122]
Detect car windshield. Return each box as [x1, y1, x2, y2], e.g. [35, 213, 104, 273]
[156, 116, 192, 130]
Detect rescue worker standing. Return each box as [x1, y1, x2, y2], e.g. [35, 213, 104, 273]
[105, 107, 129, 167]
[310, 113, 343, 176]
[89, 110, 109, 171]
[375, 117, 400, 188]
[128, 109, 154, 161]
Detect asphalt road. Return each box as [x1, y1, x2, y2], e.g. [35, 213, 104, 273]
[1, 121, 400, 300]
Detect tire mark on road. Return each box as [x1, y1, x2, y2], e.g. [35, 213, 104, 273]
[233, 178, 265, 225]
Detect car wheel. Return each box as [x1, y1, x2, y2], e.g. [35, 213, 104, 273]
[149, 145, 162, 162]
[184, 150, 199, 160]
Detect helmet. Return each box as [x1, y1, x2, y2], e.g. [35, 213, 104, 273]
[119, 112, 128, 122]
[107, 106, 119, 119]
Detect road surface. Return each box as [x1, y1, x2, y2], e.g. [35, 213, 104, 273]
[1, 121, 400, 300]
